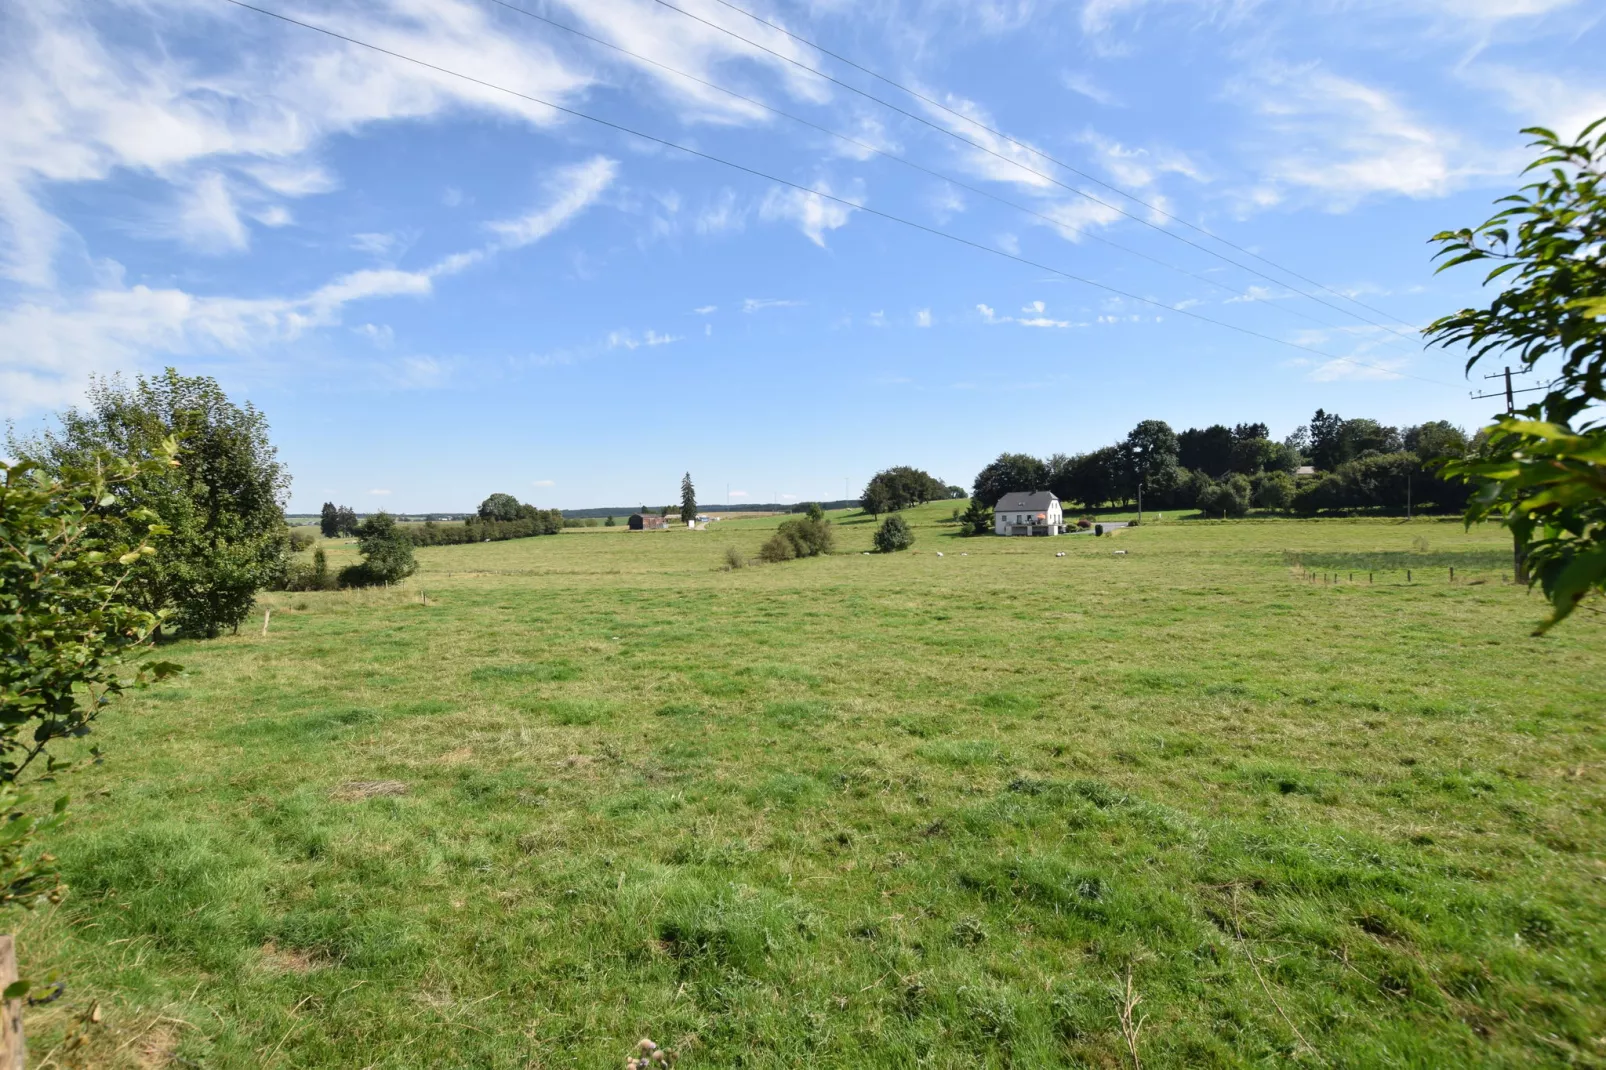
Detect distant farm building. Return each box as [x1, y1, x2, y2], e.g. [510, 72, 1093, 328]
[995, 492, 1063, 536]
[628, 513, 668, 531]
[1294, 466, 1318, 477]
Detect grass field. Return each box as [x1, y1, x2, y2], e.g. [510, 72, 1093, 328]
[16, 505, 1606, 1068]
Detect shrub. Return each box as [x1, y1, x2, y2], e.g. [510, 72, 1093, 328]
[1198, 473, 1251, 517]
[344, 512, 416, 586]
[1076, 518, 1092, 530]
[805, 502, 825, 522]
[282, 547, 338, 591]
[873, 515, 914, 553]
[758, 533, 796, 563]
[723, 546, 746, 570]
[1252, 470, 1296, 510]
[289, 528, 318, 552]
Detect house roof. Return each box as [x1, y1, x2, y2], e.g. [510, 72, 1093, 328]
[995, 491, 1057, 511]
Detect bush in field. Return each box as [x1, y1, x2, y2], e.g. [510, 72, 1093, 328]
[863, 467, 949, 513]
[339, 512, 417, 587]
[289, 528, 317, 552]
[283, 547, 338, 591]
[873, 514, 914, 552]
[805, 502, 825, 522]
[1251, 470, 1296, 510]
[723, 546, 746, 570]
[759, 517, 834, 563]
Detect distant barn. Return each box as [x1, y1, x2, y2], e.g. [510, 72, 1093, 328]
[629, 513, 668, 531]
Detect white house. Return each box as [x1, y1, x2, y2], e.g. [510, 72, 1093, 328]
[994, 491, 1062, 536]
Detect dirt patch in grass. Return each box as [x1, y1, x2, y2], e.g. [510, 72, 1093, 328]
[330, 779, 409, 800]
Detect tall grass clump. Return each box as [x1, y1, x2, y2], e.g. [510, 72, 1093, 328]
[723, 546, 746, 570]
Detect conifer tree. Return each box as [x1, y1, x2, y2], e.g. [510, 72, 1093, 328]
[680, 473, 697, 523]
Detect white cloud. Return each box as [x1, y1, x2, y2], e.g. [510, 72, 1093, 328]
[915, 308, 933, 327]
[1307, 357, 1407, 382]
[1473, 66, 1606, 150]
[1018, 316, 1072, 328]
[1023, 300, 1046, 314]
[760, 181, 860, 246]
[977, 303, 1011, 324]
[1061, 70, 1119, 106]
[177, 172, 250, 253]
[694, 189, 745, 235]
[728, 490, 748, 498]
[1231, 65, 1489, 209]
[693, 305, 718, 315]
[352, 232, 404, 256]
[869, 310, 887, 327]
[354, 322, 395, 348]
[606, 328, 680, 350]
[743, 298, 806, 313]
[486, 157, 618, 250]
[369, 488, 392, 495]
[532, 479, 556, 487]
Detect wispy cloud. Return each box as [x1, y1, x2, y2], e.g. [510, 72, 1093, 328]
[369, 488, 392, 496]
[760, 180, 860, 246]
[915, 308, 933, 327]
[743, 298, 806, 313]
[693, 305, 718, 315]
[532, 479, 556, 487]
[606, 329, 680, 350]
[487, 157, 617, 250]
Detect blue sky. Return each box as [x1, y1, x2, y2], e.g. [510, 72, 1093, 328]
[3, 0, 1603, 511]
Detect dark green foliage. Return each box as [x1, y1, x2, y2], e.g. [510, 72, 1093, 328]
[335, 505, 358, 536]
[862, 467, 948, 514]
[339, 512, 416, 587]
[605, 515, 617, 527]
[319, 501, 339, 538]
[1122, 419, 1180, 495]
[959, 498, 993, 535]
[973, 453, 1050, 507]
[1428, 119, 1606, 630]
[1178, 424, 1235, 477]
[1, 448, 181, 920]
[282, 547, 338, 592]
[873, 514, 914, 552]
[478, 493, 522, 523]
[9, 369, 291, 638]
[405, 511, 562, 546]
[804, 502, 825, 522]
[680, 473, 697, 523]
[288, 528, 317, 553]
[1197, 474, 1251, 517]
[1251, 470, 1296, 510]
[1291, 454, 1470, 515]
[759, 517, 835, 563]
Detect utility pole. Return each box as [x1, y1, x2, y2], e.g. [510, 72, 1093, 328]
[1470, 365, 1544, 585]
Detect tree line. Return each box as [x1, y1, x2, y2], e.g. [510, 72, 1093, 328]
[966, 411, 1476, 521]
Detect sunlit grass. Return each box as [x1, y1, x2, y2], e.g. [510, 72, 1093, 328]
[17, 505, 1605, 1067]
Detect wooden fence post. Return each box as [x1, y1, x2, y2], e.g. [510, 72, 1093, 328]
[261, 609, 271, 636]
[0, 935, 25, 1070]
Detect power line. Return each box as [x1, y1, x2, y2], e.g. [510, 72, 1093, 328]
[216, 0, 1455, 387]
[643, 0, 1425, 346]
[699, 0, 1425, 336]
[477, 0, 1361, 335]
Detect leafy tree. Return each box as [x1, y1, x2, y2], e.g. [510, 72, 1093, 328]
[1428, 119, 1606, 628]
[289, 528, 317, 552]
[1404, 421, 1469, 462]
[681, 473, 697, 523]
[1307, 409, 1347, 471]
[10, 370, 291, 638]
[335, 506, 358, 536]
[341, 512, 417, 586]
[1, 449, 181, 931]
[861, 482, 892, 518]
[320, 501, 340, 538]
[478, 493, 522, 523]
[605, 515, 617, 527]
[945, 485, 967, 499]
[1178, 425, 1235, 477]
[863, 467, 947, 512]
[1198, 473, 1251, 517]
[1251, 470, 1296, 510]
[1060, 447, 1122, 509]
[1341, 418, 1403, 459]
[873, 514, 914, 552]
[959, 498, 993, 535]
[972, 453, 1049, 507]
[805, 502, 825, 521]
[1122, 420, 1179, 506]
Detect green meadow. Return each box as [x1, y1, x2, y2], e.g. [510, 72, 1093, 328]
[18, 505, 1606, 1068]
